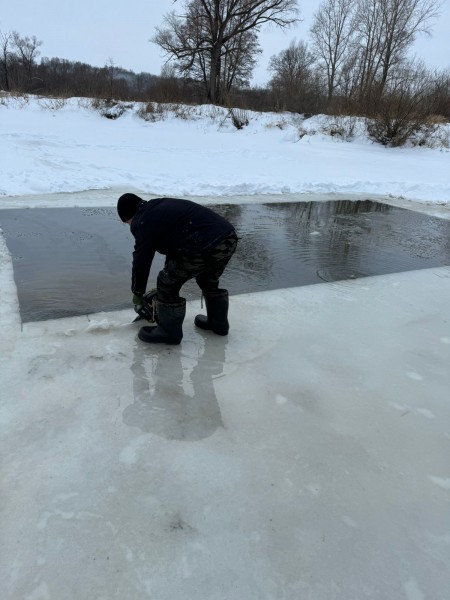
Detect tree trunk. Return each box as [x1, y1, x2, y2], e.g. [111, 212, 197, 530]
[208, 42, 223, 104]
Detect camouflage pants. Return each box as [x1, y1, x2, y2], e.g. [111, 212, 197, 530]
[157, 231, 238, 303]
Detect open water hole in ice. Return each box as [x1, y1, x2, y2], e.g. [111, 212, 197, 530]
[1, 199, 450, 322]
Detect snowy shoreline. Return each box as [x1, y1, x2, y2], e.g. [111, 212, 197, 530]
[1, 96, 449, 205]
[2, 189, 450, 224]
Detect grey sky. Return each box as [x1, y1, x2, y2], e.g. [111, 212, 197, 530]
[1, 0, 449, 85]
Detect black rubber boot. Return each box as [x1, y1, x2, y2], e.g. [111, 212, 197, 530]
[138, 298, 186, 344]
[195, 289, 229, 336]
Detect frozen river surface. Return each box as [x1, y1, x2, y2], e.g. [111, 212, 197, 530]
[1, 195, 450, 600]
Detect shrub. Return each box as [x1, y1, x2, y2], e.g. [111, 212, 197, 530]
[365, 63, 436, 147]
[171, 103, 195, 120]
[296, 126, 317, 140]
[365, 113, 435, 147]
[319, 115, 357, 141]
[91, 98, 133, 119]
[4, 90, 30, 107]
[409, 118, 450, 149]
[136, 101, 167, 122]
[229, 108, 249, 130]
[38, 96, 68, 110]
[205, 105, 226, 123]
[265, 118, 289, 130]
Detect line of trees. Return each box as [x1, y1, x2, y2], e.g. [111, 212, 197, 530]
[1, 31, 43, 92]
[154, 0, 448, 116]
[1, 0, 449, 122]
[0, 31, 164, 100]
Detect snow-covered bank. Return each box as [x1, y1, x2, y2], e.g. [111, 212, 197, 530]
[1, 96, 449, 205]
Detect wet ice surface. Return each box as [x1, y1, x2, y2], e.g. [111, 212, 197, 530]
[1, 267, 450, 600]
[1, 201, 450, 598]
[1, 199, 450, 322]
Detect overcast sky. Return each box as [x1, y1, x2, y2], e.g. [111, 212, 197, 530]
[1, 0, 449, 85]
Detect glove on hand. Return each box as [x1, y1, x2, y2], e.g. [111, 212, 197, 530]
[132, 294, 143, 306]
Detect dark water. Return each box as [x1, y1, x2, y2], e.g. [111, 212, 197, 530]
[1, 200, 450, 322]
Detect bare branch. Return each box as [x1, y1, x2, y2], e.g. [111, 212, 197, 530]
[152, 0, 299, 103]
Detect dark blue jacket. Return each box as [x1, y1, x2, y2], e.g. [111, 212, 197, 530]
[130, 197, 234, 295]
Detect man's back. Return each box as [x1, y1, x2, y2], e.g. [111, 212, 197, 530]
[131, 197, 234, 255]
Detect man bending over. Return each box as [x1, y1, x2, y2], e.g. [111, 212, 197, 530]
[117, 193, 238, 345]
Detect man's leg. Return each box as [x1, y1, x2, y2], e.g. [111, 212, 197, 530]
[138, 257, 189, 345]
[156, 257, 190, 303]
[195, 233, 238, 335]
[195, 232, 238, 295]
[140, 233, 237, 341]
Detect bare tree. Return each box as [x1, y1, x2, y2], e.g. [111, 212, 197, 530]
[153, 0, 299, 103]
[0, 31, 14, 91]
[221, 28, 261, 93]
[12, 31, 42, 88]
[378, 0, 440, 93]
[352, 0, 440, 104]
[268, 40, 322, 112]
[168, 17, 260, 99]
[310, 0, 357, 102]
[105, 58, 117, 99]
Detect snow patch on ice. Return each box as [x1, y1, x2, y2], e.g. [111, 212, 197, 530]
[61, 328, 77, 337]
[428, 475, 450, 490]
[425, 531, 450, 545]
[342, 516, 358, 528]
[0, 406, 13, 425]
[406, 371, 424, 381]
[51, 492, 79, 505]
[37, 510, 75, 531]
[415, 408, 435, 420]
[306, 484, 321, 496]
[390, 403, 435, 420]
[276, 394, 288, 405]
[390, 402, 409, 412]
[86, 319, 117, 332]
[24, 582, 51, 600]
[119, 435, 149, 465]
[403, 579, 425, 600]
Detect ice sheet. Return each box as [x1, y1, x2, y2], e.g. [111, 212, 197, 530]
[1, 264, 450, 599]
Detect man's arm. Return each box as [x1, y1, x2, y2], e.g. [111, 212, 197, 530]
[131, 235, 156, 296]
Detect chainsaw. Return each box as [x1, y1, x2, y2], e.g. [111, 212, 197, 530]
[132, 289, 158, 324]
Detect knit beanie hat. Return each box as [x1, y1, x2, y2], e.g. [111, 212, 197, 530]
[117, 193, 143, 222]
